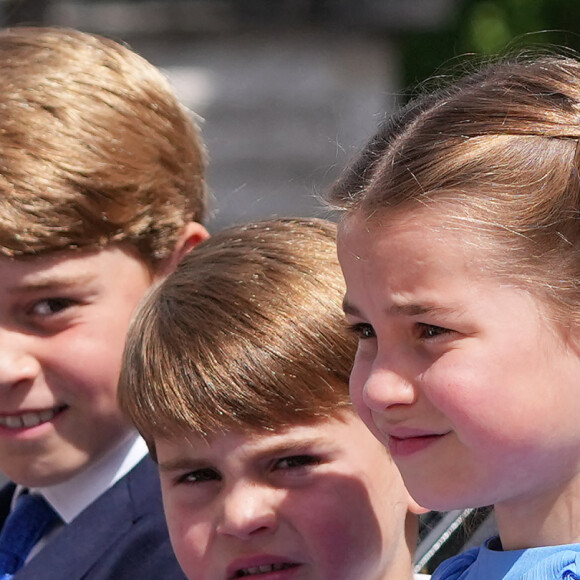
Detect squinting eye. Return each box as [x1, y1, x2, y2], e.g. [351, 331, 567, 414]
[275, 455, 321, 470]
[31, 298, 75, 316]
[348, 323, 376, 340]
[417, 323, 450, 339]
[179, 468, 221, 484]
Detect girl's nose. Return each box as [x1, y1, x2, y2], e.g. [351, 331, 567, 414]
[216, 482, 278, 540]
[0, 330, 40, 389]
[361, 365, 417, 412]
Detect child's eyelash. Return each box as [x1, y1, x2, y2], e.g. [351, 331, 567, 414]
[30, 298, 77, 316]
[275, 455, 322, 470]
[346, 322, 376, 339]
[416, 323, 452, 340]
[177, 467, 220, 484]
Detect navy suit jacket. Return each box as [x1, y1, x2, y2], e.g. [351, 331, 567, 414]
[0, 456, 187, 579]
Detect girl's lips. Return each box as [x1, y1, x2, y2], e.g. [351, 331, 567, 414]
[387, 430, 450, 458]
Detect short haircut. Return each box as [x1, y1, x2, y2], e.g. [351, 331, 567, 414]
[0, 27, 207, 267]
[119, 217, 356, 452]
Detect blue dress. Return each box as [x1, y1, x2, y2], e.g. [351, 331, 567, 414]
[432, 537, 580, 580]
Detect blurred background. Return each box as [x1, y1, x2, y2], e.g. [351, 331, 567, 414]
[4, 0, 580, 230]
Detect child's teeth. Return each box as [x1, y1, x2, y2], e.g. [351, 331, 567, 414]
[239, 563, 290, 576]
[4, 416, 22, 428]
[22, 413, 41, 427]
[40, 409, 55, 421]
[0, 408, 60, 429]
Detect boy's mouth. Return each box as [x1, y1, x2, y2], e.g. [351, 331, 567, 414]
[232, 563, 299, 578]
[0, 405, 67, 429]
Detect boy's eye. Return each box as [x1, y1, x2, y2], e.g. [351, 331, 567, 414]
[347, 322, 376, 340]
[178, 467, 221, 484]
[274, 455, 321, 471]
[30, 298, 76, 316]
[416, 323, 451, 340]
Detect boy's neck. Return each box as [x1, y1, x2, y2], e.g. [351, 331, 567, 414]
[32, 431, 147, 524]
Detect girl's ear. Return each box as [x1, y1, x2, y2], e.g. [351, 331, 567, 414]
[156, 221, 209, 278]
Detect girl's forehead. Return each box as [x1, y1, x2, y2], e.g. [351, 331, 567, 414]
[338, 204, 457, 245]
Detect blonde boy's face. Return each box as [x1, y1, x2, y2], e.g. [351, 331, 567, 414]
[157, 412, 416, 580]
[0, 245, 155, 486]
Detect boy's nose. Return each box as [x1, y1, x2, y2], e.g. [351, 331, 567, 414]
[217, 482, 279, 540]
[0, 332, 40, 388]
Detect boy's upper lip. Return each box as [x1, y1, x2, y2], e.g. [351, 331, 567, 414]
[226, 554, 301, 579]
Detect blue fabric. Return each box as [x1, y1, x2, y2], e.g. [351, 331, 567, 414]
[432, 537, 580, 580]
[0, 494, 59, 579]
[0, 457, 186, 580]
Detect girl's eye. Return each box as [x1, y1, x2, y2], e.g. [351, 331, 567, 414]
[347, 322, 376, 340]
[416, 323, 451, 340]
[30, 298, 76, 317]
[274, 455, 321, 471]
[178, 467, 221, 484]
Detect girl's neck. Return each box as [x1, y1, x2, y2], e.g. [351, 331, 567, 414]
[495, 475, 580, 550]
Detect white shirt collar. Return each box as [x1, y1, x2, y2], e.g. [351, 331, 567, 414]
[23, 431, 148, 524]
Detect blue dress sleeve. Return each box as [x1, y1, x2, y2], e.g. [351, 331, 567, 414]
[430, 545, 580, 580]
[431, 548, 479, 580]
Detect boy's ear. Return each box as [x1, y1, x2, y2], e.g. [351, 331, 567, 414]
[157, 221, 209, 278]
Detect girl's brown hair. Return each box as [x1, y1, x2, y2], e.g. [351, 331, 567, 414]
[330, 54, 580, 326]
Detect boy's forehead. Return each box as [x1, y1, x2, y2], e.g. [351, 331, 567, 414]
[0, 249, 99, 287]
[157, 418, 345, 460]
[0, 244, 149, 292]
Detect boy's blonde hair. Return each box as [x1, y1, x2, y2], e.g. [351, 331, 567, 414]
[0, 27, 207, 267]
[119, 217, 356, 454]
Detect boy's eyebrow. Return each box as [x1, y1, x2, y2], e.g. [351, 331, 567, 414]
[249, 436, 326, 460]
[158, 457, 207, 473]
[8, 271, 97, 294]
[158, 435, 328, 473]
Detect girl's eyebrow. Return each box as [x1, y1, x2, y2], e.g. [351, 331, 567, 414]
[342, 298, 361, 317]
[343, 298, 456, 318]
[389, 303, 457, 317]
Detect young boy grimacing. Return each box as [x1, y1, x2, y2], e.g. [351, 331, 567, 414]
[119, 217, 428, 580]
[0, 26, 208, 579]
